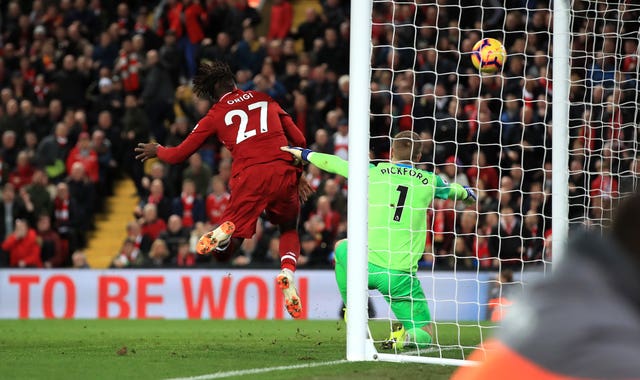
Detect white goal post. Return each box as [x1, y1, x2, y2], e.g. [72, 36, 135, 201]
[345, 0, 374, 362]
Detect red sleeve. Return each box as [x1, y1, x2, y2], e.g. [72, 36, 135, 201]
[268, 3, 292, 39]
[157, 118, 216, 164]
[25, 231, 42, 267]
[280, 108, 306, 147]
[2, 235, 17, 251]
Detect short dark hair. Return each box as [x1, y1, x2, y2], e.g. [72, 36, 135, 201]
[192, 61, 235, 101]
[392, 131, 422, 162]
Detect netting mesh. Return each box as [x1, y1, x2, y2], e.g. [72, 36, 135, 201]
[365, 0, 640, 361]
[569, 1, 640, 229]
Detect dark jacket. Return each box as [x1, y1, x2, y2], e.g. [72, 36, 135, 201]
[141, 64, 175, 105]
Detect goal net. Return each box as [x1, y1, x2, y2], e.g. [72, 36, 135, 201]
[345, 0, 640, 365]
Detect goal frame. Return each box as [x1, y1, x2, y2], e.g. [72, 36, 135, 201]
[345, 0, 571, 365]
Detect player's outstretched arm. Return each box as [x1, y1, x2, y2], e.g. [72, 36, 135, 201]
[135, 122, 212, 164]
[280, 147, 349, 178]
[448, 183, 477, 204]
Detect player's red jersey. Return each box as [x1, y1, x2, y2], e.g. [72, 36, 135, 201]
[157, 89, 306, 177]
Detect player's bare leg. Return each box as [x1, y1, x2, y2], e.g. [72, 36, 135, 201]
[196, 221, 236, 255]
[277, 220, 302, 318]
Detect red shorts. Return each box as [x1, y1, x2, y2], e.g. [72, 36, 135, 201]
[221, 163, 300, 239]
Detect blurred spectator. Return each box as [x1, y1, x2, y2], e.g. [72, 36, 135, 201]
[37, 214, 65, 268]
[0, 183, 33, 245]
[0, 99, 25, 138]
[522, 211, 544, 263]
[53, 55, 88, 109]
[321, 178, 346, 217]
[466, 150, 499, 195]
[183, 152, 212, 198]
[172, 179, 205, 228]
[53, 181, 82, 253]
[145, 239, 170, 267]
[310, 128, 334, 154]
[159, 30, 181, 86]
[454, 210, 479, 269]
[25, 170, 52, 217]
[200, 33, 234, 71]
[206, 176, 230, 226]
[122, 94, 148, 194]
[123, 220, 150, 257]
[8, 151, 34, 191]
[137, 178, 172, 221]
[2, 219, 41, 268]
[71, 250, 90, 269]
[321, 0, 346, 32]
[300, 232, 329, 267]
[66, 162, 95, 232]
[311, 195, 341, 239]
[66, 132, 99, 183]
[295, 8, 324, 52]
[489, 206, 524, 270]
[36, 122, 70, 183]
[225, 0, 262, 43]
[92, 129, 116, 199]
[139, 203, 166, 241]
[268, 0, 293, 40]
[304, 214, 332, 255]
[164, 0, 207, 79]
[110, 238, 141, 268]
[114, 39, 142, 94]
[158, 214, 191, 263]
[234, 27, 265, 74]
[141, 49, 174, 144]
[333, 118, 348, 160]
[140, 162, 170, 198]
[174, 240, 197, 267]
[619, 156, 640, 194]
[1, 130, 19, 171]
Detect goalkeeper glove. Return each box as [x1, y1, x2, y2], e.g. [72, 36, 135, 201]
[464, 186, 477, 203]
[280, 146, 314, 163]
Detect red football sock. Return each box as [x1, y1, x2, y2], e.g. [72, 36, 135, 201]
[278, 229, 300, 272]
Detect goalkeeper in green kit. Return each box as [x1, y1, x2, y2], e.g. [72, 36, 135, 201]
[281, 131, 476, 350]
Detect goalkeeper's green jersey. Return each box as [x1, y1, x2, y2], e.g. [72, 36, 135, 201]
[308, 152, 464, 273]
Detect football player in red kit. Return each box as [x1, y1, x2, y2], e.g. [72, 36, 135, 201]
[135, 62, 310, 318]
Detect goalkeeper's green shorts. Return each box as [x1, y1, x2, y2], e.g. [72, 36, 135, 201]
[334, 240, 431, 329]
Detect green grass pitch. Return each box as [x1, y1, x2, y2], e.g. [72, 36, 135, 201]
[0, 320, 488, 379]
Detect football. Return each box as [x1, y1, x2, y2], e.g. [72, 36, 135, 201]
[471, 38, 507, 73]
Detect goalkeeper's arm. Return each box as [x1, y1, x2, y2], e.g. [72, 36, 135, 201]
[448, 183, 477, 204]
[434, 175, 476, 204]
[280, 147, 349, 178]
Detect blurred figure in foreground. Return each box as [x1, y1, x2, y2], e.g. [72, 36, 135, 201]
[454, 193, 640, 379]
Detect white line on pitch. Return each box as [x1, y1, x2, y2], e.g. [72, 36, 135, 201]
[165, 347, 467, 380]
[164, 359, 348, 380]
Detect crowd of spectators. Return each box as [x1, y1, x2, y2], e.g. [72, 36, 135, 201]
[0, 0, 637, 271]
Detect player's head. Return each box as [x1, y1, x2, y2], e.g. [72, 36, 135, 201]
[390, 131, 422, 163]
[193, 61, 236, 102]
